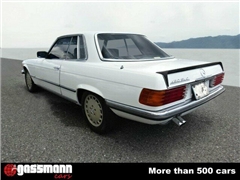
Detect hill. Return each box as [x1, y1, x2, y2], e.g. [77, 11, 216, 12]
[155, 34, 240, 49]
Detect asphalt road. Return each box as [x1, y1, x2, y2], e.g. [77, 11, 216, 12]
[1, 58, 240, 163]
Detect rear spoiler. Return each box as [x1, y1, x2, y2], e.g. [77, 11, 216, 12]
[157, 62, 224, 87]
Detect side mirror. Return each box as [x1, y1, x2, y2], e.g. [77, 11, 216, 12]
[37, 51, 48, 58]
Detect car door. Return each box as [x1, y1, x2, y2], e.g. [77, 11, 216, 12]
[36, 36, 72, 95]
[60, 35, 85, 102]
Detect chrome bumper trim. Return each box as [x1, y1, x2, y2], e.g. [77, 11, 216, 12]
[106, 86, 225, 121]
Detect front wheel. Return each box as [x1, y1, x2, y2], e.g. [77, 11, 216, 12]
[25, 69, 38, 92]
[81, 92, 115, 134]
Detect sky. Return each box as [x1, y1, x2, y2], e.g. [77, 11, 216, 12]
[1, 0, 239, 48]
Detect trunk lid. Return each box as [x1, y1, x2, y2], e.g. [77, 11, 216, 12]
[120, 58, 224, 88]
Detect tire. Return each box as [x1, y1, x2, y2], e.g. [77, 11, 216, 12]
[81, 92, 115, 134]
[25, 69, 38, 92]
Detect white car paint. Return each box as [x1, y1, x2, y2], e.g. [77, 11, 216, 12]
[22, 32, 225, 127]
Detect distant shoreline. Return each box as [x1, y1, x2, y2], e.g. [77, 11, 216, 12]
[1, 47, 240, 50]
[160, 47, 240, 49]
[1, 49, 239, 88]
[156, 34, 240, 49]
[1, 47, 240, 49]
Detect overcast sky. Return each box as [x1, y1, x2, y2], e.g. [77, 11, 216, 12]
[1, 1, 239, 48]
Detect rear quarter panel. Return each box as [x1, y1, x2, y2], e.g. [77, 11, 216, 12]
[59, 60, 167, 111]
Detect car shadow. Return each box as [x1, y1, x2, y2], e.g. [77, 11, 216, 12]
[32, 87, 175, 132]
[31, 87, 86, 128]
[37, 86, 211, 132]
[29, 87, 213, 162]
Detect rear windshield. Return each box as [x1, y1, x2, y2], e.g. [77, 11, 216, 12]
[96, 33, 170, 61]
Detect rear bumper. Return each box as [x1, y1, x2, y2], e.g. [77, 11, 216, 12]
[106, 85, 225, 121]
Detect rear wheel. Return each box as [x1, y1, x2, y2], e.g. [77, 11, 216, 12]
[25, 69, 38, 92]
[82, 92, 115, 134]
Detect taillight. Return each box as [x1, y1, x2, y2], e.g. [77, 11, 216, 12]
[139, 86, 186, 107]
[210, 73, 224, 87]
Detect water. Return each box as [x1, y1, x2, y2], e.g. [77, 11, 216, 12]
[163, 49, 239, 87]
[1, 48, 239, 87]
[0, 48, 49, 60]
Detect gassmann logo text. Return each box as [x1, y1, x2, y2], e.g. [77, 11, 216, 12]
[15, 164, 72, 176]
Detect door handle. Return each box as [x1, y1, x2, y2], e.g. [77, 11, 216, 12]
[53, 67, 60, 70]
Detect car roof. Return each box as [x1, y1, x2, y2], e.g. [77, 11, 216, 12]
[57, 31, 144, 39]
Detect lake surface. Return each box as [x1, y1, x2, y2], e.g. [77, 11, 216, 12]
[1, 48, 239, 87]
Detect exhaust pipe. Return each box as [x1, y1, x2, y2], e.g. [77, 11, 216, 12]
[172, 116, 186, 126]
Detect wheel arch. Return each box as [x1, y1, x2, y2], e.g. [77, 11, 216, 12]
[23, 64, 31, 74]
[76, 84, 105, 105]
[23, 65, 28, 71]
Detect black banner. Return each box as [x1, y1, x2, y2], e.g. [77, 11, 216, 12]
[1, 163, 239, 179]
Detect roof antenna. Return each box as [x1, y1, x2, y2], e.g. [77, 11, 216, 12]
[120, 65, 124, 69]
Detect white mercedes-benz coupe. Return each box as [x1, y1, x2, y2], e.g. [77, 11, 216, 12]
[22, 32, 225, 133]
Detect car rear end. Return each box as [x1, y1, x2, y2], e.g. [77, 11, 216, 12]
[140, 62, 224, 124]
[95, 32, 225, 126]
[106, 61, 225, 126]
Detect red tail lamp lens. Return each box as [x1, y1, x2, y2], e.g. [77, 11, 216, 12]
[210, 73, 224, 87]
[139, 86, 186, 107]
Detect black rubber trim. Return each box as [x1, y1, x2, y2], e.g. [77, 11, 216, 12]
[60, 85, 76, 93]
[33, 77, 76, 93]
[106, 86, 225, 121]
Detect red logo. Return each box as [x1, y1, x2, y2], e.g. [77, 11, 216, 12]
[4, 164, 17, 177]
[54, 174, 72, 179]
